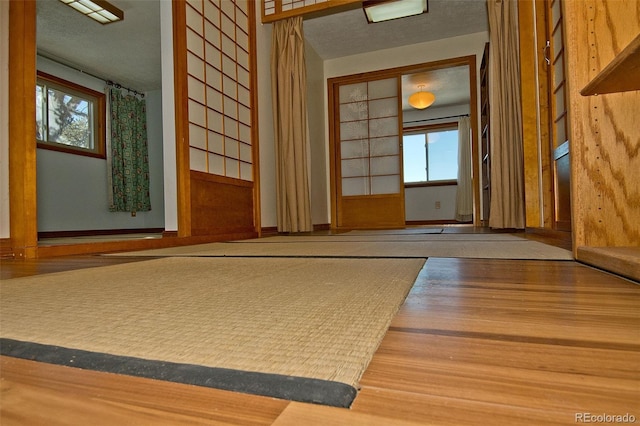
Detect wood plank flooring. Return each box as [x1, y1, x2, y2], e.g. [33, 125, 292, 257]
[1, 244, 639, 424]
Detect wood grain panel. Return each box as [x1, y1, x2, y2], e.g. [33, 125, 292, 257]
[354, 257, 639, 423]
[172, 0, 192, 238]
[519, 1, 543, 228]
[337, 195, 405, 229]
[0, 357, 287, 426]
[8, 0, 37, 259]
[190, 171, 255, 236]
[564, 0, 640, 248]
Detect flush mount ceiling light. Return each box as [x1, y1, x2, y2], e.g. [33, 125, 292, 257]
[363, 0, 428, 24]
[59, 0, 124, 24]
[409, 85, 436, 109]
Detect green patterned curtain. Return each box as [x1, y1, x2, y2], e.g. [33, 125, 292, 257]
[108, 88, 151, 213]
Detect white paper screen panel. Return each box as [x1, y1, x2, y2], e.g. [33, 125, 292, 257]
[186, 0, 253, 181]
[338, 77, 400, 196]
[263, 0, 329, 16]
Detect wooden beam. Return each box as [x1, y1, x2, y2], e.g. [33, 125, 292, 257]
[8, 0, 38, 259]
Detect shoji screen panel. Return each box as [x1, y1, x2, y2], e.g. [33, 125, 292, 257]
[338, 77, 401, 196]
[332, 76, 405, 229]
[185, 0, 253, 182]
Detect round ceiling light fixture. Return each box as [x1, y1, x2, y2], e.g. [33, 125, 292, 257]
[409, 85, 436, 109]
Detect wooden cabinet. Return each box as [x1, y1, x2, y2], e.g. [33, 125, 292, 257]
[563, 0, 640, 281]
[480, 43, 490, 225]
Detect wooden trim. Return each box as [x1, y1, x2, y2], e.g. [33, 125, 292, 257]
[190, 170, 254, 188]
[248, 0, 261, 237]
[404, 121, 459, 133]
[162, 231, 178, 238]
[261, 223, 329, 235]
[260, 226, 278, 236]
[8, 0, 38, 259]
[261, 0, 360, 23]
[0, 238, 13, 259]
[406, 220, 471, 226]
[328, 79, 338, 230]
[172, 0, 191, 238]
[313, 223, 331, 231]
[577, 246, 640, 283]
[36, 232, 258, 258]
[581, 33, 640, 96]
[467, 54, 480, 227]
[38, 229, 165, 239]
[405, 180, 457, 189]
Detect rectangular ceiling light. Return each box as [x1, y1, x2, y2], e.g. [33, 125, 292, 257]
[59, 0, 124, 24]
[363, 0, 428, 24]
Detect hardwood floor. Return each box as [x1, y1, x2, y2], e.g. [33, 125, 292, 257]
[1, 242, 638, 424]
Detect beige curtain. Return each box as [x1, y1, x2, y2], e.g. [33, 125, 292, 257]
[271, 17, 312, 233]
[455, 116, 473, 222]
[487, 0, 525, 229]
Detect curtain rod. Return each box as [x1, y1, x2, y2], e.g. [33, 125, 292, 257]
[38, 51, 144, 98]
[405, 114, 469, 124]
[106, 80, 144, 98]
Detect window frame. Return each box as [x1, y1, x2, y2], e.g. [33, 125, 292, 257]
[402, 121, 459, 187]
[36, 71, 106, 159]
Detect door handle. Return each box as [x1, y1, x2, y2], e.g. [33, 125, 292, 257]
[543, 40, 551, 65]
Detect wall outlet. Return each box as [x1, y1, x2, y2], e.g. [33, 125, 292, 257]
[435, 201, 441, 209]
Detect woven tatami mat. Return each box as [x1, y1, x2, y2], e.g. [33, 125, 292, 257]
[111, 236, 573, 260]
[247, 233, 528, 243]
[345, 228, 443, 235]
[1, 257, 424, 389]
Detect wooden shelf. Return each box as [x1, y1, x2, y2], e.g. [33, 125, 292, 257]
[581, 33, 640, 96]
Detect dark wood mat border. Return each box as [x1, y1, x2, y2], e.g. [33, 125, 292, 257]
[0, 338, 357, 408]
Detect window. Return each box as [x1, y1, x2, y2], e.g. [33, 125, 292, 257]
[403, 123, 458, 184]
[36, 72, 106, 158]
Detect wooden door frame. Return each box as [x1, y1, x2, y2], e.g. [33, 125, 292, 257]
[8, 0, 38, 259]
[328, 56, 480, 229]
[7, 1, 261, 258]
[545, 0, 571, 232]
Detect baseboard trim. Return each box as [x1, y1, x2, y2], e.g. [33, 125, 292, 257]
[38, 228, 165, 239]
[405, 220, 472, 226]
[0, 238, 13, 259]
[261, 224, 331, 236]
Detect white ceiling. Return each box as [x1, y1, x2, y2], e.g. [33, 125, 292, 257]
[36, 0, 162, 92]
[36, 0, 488, 107]
[303, 0, 488, 60]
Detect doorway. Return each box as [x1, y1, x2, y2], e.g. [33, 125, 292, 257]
[328, 56, 479, 230]
[35, 0, 164, 245]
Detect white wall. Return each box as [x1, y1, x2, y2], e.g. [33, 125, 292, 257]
[160, 0, 177, 232]
[255, 18, 277, 229]
[0, 1, 9, 238]
[36, 57, 165, 232]
[405, 185, 457, 221]
[306, 41, 329, 226]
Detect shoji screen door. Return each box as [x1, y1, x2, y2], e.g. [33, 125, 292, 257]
[331, 76, 405, 229]
[545, 0, 571, 231]
[176, 0, 257, 237]
[186, 0, 253, 180]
